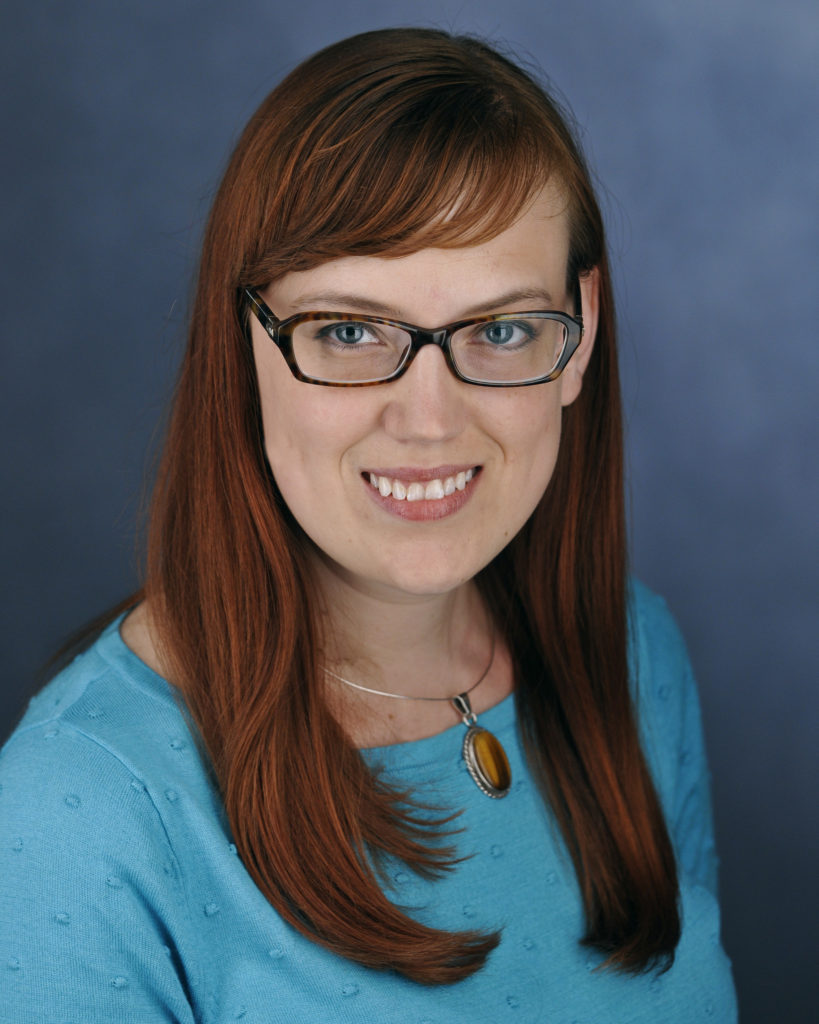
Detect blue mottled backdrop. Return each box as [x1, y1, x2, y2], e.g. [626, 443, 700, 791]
[1, 2, 816, 1019]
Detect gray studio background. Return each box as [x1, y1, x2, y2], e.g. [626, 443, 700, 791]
[1, 1, 816, 1020]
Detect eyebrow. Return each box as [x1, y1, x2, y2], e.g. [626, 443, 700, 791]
[288, 287, 557, 320]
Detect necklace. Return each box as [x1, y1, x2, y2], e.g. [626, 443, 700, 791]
[324, 631, 511, 799]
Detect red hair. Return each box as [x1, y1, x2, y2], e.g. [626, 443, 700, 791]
[145, 28, 679, 983]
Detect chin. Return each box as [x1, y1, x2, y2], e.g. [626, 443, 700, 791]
[369, 550, 495, 599]
[384, 573, 473, 598]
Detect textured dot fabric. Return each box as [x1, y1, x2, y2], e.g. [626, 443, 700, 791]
[0, 582, 737, 1022]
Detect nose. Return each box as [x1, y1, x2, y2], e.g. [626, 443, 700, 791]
[381, 342, 466, 444]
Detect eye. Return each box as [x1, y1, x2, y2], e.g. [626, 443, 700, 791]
[475, 320, 535, 348]
[320, 322, 378, 346]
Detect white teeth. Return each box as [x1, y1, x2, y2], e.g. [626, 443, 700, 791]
[367, 469, 478, 501]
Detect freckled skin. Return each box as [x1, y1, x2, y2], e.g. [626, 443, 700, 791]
[250, 189, 599, 606]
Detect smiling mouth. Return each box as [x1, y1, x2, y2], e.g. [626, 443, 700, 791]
[366, 467, 479, 502]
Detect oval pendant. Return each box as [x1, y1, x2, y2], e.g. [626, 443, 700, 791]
[462, 725, 511, 798]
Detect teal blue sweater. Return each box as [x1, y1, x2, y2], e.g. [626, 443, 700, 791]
[0, 584, 737, 1022]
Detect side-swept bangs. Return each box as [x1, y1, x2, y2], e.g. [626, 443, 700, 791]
[224, 30, 600, 287]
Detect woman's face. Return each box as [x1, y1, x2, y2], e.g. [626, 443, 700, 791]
[250, 187, 598, 603]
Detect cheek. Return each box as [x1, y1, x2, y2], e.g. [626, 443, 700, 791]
[257, 382, 298, 479]
[522, 427, 562, 511]
[255, 362, 369, 512]
[500, 393, 564, 515]
[255, 361, 318, 509]
[497, 387, 563, 467]
[261, 410, 331, 521]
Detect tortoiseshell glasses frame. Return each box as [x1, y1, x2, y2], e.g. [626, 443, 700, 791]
[243, 283, 584, 387]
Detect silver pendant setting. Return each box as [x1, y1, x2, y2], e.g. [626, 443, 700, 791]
[452, 693, 511, 799]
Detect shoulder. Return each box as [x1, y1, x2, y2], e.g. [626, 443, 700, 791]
[627, 580, 720, 889]
[627, 578, 697, 729]
[627, 576, 696, 713]
[0, 618, 222, 910]
[0, 621, 216, 1019]
[1, 615, 225, 846]
[1, 619, 191, 876]
[626, 581, 703, 795]
[4, 617, 188, 784]
[628, 578, 690, 671]
[0, 703, 183, 905]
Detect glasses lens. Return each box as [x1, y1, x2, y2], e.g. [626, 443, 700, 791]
[451, 316, 568, 384]
[291, 317, 410, 383]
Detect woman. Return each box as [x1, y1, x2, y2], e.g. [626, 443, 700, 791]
[0, 27, 736, 1021]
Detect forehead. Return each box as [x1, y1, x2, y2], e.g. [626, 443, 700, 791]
[267, 187, 571, 321]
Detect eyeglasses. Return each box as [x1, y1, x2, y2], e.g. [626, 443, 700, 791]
[244, 285, 583, 387]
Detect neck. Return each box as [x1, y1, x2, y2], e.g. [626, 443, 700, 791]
[319, 569, 487, 695]
[309, 554, 511, 746]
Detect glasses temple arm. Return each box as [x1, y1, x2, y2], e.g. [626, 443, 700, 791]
[245, 287, 281, 331]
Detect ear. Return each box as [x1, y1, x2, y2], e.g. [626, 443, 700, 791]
[560, 266, 600, 408]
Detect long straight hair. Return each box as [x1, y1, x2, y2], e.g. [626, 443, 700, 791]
[145, 28, 679, 983]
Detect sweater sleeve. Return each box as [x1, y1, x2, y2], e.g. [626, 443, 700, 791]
[632, 583, 720, 896]
[0, 720, 198, 1024]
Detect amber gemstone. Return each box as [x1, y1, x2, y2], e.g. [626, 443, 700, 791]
[466, 727, 511, 796]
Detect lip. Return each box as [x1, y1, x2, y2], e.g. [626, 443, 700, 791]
[362, 465, 481, 522]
